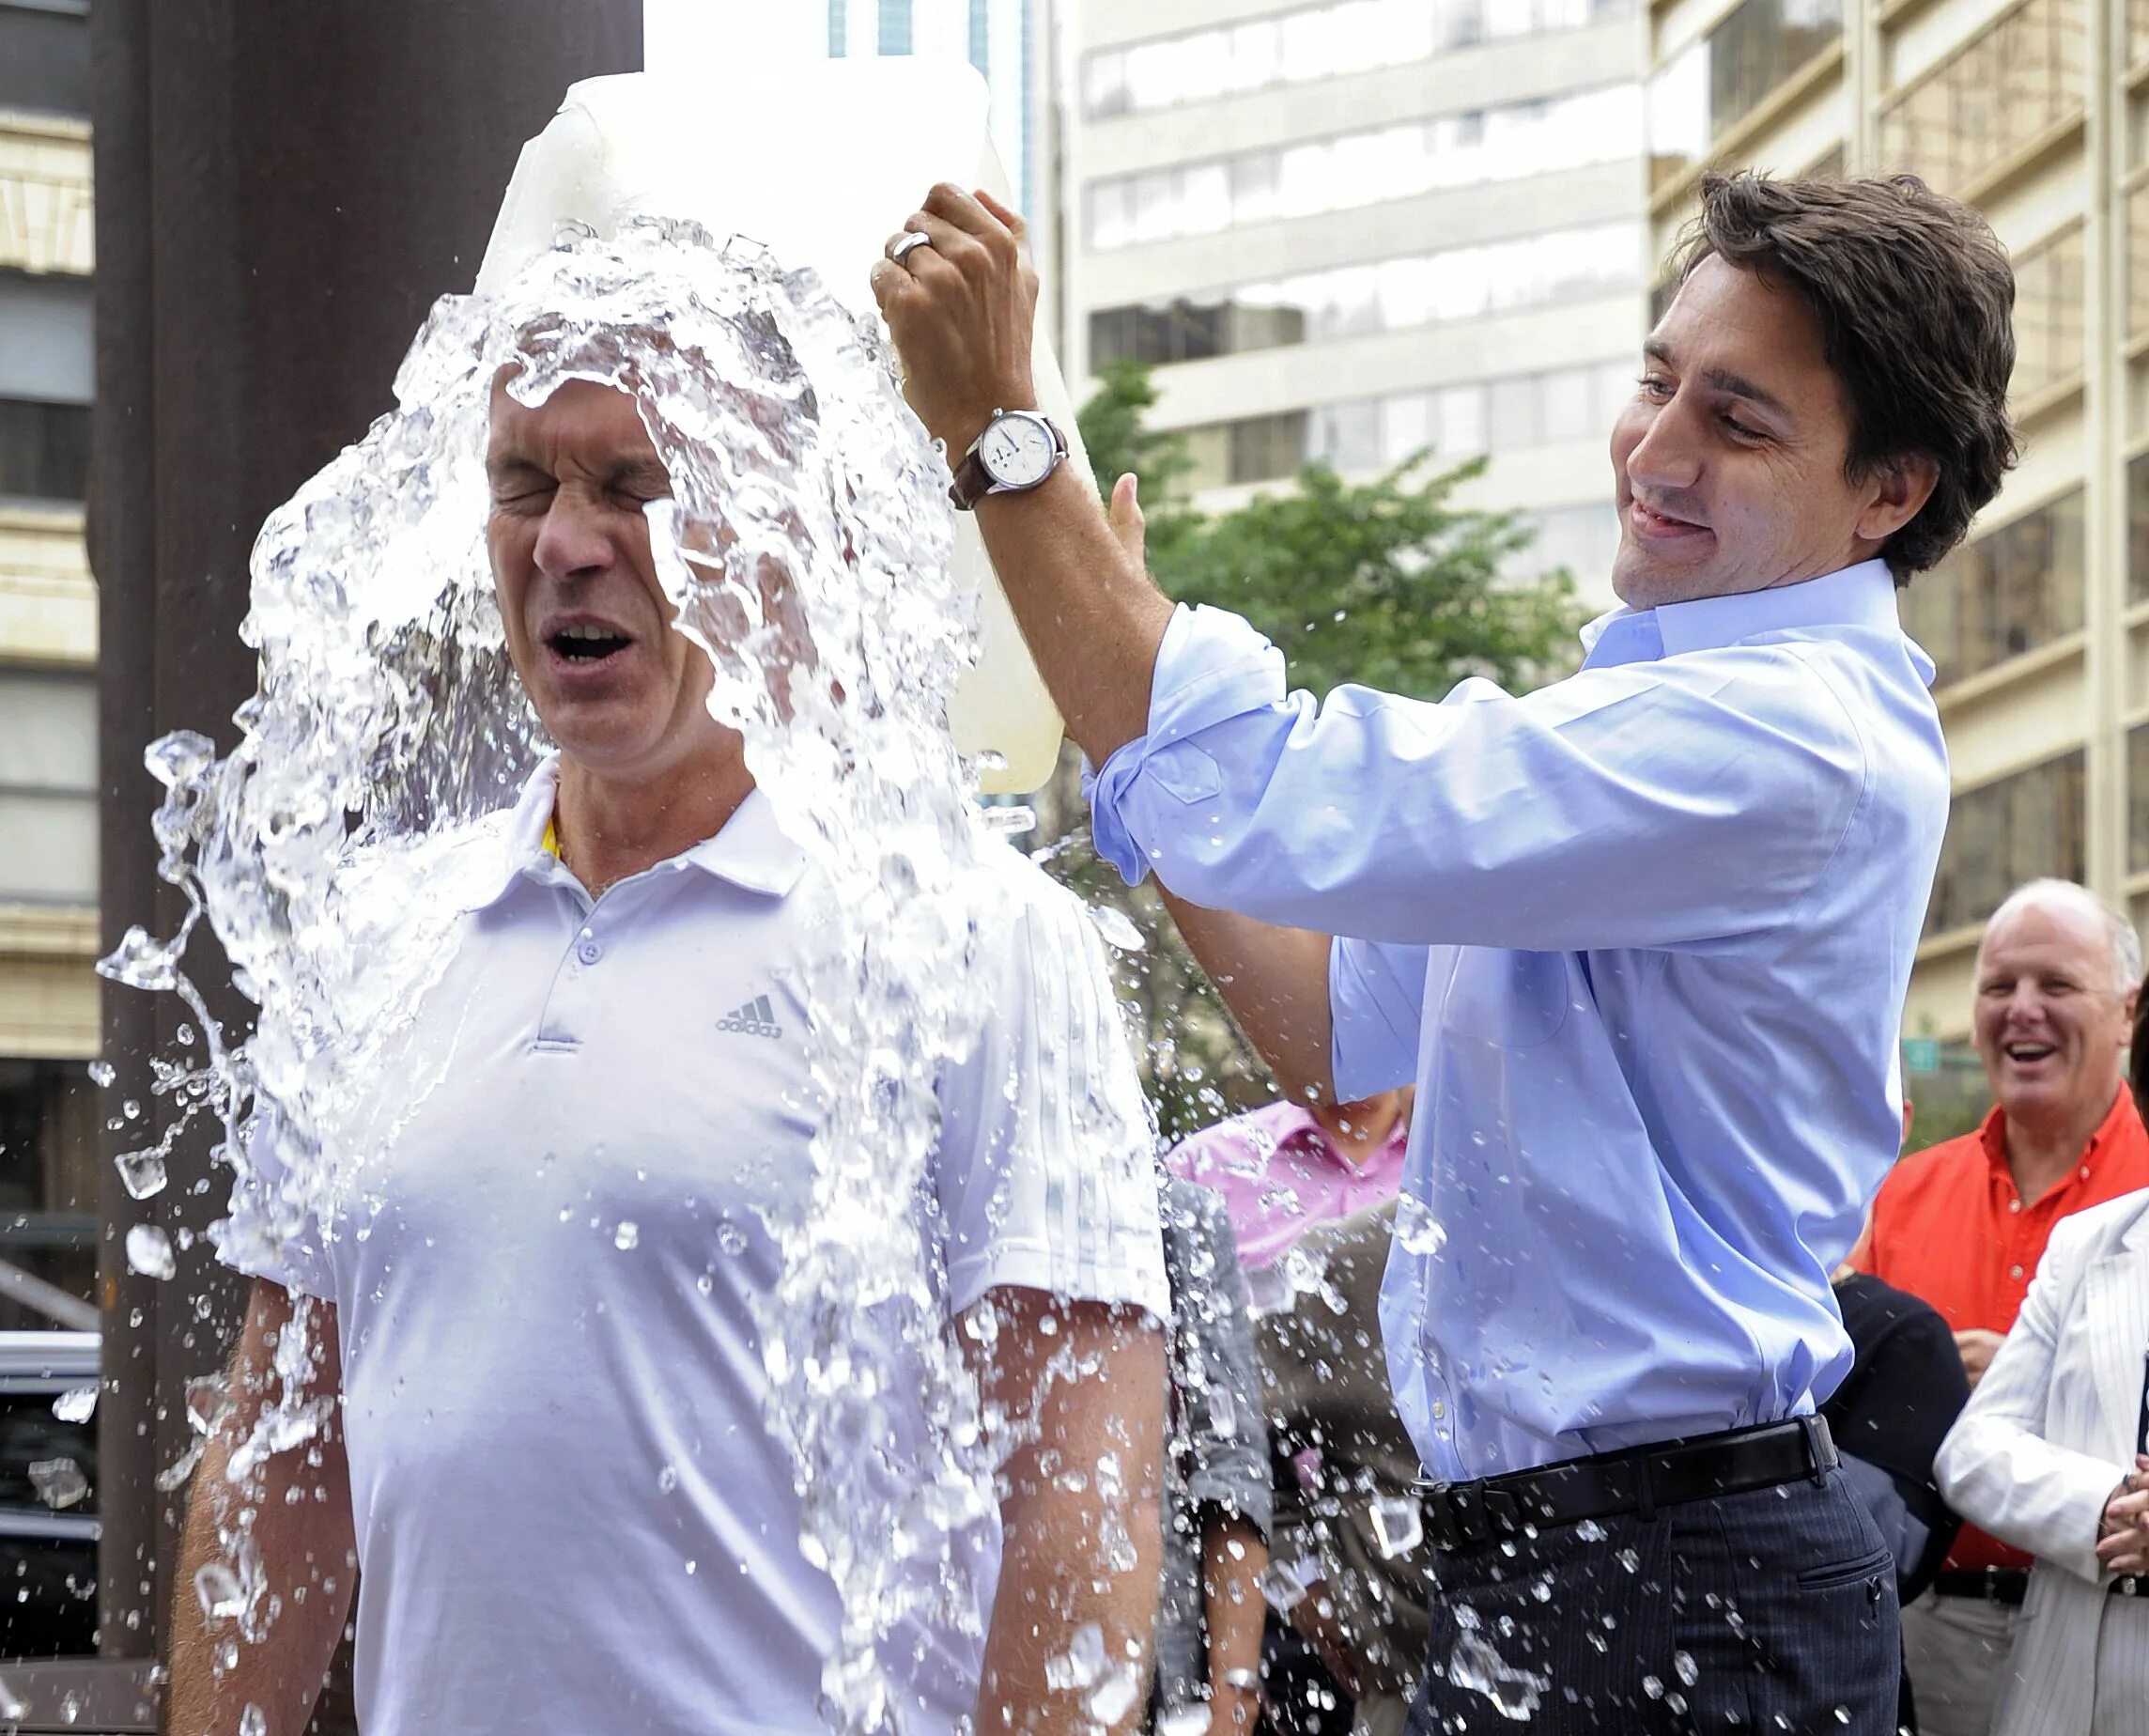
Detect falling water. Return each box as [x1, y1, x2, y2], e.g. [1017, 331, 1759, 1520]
[106, 218, 1087, 1732]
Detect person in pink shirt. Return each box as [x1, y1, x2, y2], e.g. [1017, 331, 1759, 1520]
[1168, 1089, 1414, 1272]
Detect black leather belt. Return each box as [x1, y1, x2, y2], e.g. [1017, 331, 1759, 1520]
[1416, 1418, 1837, 1553]
[1931, 1569, 2146, 1603]
[1932, 1567, 2029, 1606]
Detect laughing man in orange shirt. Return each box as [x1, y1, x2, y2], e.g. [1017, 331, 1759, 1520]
[1858, 878, 2149, 1736]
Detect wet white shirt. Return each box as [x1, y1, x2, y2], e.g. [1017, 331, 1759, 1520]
[218, 760, 1168, 1736]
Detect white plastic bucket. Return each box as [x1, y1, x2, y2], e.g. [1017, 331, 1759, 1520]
[477, 62, 1077, 795]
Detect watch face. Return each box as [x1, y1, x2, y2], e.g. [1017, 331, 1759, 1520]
[979, 414, 1058, 489]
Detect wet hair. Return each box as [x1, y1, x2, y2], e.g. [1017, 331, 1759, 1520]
[1667, 171, 2019, 582]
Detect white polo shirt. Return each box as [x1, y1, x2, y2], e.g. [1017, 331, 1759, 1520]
[217, 758, 1168, 1736]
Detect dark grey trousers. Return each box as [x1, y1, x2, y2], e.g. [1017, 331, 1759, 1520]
[1405, 1468, 1900, 1734]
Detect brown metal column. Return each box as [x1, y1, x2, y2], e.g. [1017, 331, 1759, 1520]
[90, 0, 641, 1670]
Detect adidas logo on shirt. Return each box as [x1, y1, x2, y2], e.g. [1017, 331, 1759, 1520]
[717, 995, 783, 1040]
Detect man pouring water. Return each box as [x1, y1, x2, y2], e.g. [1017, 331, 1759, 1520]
[875, 170, 2017, 1730]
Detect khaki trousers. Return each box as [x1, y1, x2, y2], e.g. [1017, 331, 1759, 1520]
[1901, 1592, 2018, 1736]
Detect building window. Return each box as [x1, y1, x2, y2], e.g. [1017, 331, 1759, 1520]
[1080, 0, 1636, 120]
[2128, 184, 2149, 343]
[1178, 360, 1632, 488]
[2129, 724, 2149, 873]
[1648, 0, 1844, 191]
[0, 1061, 98, 1329]
[1228, 413, 1310, 487]
[1088, 223, 1642, 369]
[828, 0, 847, 56]
[0, 669, 97, 906]
[2127, 451, 2149, 604]
[2011, 223, 2086, 403]
[1925, 750, 2086, 938]
[0, 271, 90, 502]
[0, 0, 89, 119]
[0, 400, 89, 503]
[1085, 85, 1642, 251]
[1511, 502, 1619, 583]
[1878, 0, 2087, 200]
[876, 0, 912, 54]
[1899, 488, 2085, 690]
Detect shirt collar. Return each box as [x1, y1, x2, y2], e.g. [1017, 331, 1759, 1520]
[472, 754, 809, 908]
[1254, 1099, 1410, 1172]
[1980, 1086, 2145, 1193]
[1578, 560, 1928, 682]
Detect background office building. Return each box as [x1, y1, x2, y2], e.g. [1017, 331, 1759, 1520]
[0, 0, 99, 1318]
[1646, 0, 2138, 1108]
[1062, 0, 1647, 610]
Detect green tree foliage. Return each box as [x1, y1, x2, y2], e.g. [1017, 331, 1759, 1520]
[1053, 362, 1591, 1141]
[1075, 360, 1585, 701]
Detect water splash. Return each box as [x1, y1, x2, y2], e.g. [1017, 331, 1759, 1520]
[111, 218, 1086, 1729]
[1447, 1609, 1550, 1723]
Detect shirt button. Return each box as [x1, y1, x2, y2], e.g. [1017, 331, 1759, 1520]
[2007, 1200, 2021, 1214]
[578, 939, 603, 966]
[2008, 1264, 2024, 1279]
[1431, 1400, 1446, 1419]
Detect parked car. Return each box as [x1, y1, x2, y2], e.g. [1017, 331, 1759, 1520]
[0, 1332, 99, 1657]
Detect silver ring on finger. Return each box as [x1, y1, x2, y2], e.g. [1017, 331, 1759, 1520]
[889, 231, 934, 265]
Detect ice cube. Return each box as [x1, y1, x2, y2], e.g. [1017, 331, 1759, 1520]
[27, 1457, 86, 1510]
[1044, 1620, 1106, 1691]
[1370, 1496, 1423, 1558]
[126, 1224, 176, 1280]
[51, 1385, 96, 1425]
[1258, 1561, 1307, 1614]
[1394, 1194, 1447, 1257]
[1086, 903, 1146, 953]
[116, 1148, 168, 1201]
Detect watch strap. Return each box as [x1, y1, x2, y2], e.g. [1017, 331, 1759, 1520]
[948, 445, 997, 511]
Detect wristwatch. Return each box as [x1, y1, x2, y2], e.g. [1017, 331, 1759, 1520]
[949, 408, 1068, 510]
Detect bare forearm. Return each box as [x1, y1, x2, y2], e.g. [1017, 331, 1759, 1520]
[973, 466, 1174, 766]
[167, 1284, 354, 1736]
[1159, 889, 1335, 1103]
[969, 1294, 1167, 1734]
[981, 1483, 1164, 1735]
[1202, 1512, 1268, 1731]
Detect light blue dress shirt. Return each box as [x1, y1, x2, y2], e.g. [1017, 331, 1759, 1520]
[1090, 560, 1949, 1480]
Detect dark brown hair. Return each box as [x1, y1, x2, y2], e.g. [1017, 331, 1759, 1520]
[1669, 171, 2019, 582]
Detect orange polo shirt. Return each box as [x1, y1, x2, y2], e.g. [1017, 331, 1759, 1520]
[1858, 1086, 2149, 1573]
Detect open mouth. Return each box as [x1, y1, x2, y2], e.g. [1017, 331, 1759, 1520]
[1629, 498, 1709, 538]
[2003, 1043, 2057, 1064]
[547, 622, 633, 666]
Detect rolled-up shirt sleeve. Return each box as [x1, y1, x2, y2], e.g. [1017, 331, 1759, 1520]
[1089, 603, 1868, 952]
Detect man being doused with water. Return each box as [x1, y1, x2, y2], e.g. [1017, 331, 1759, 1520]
[164, 361, 1170, 1732]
